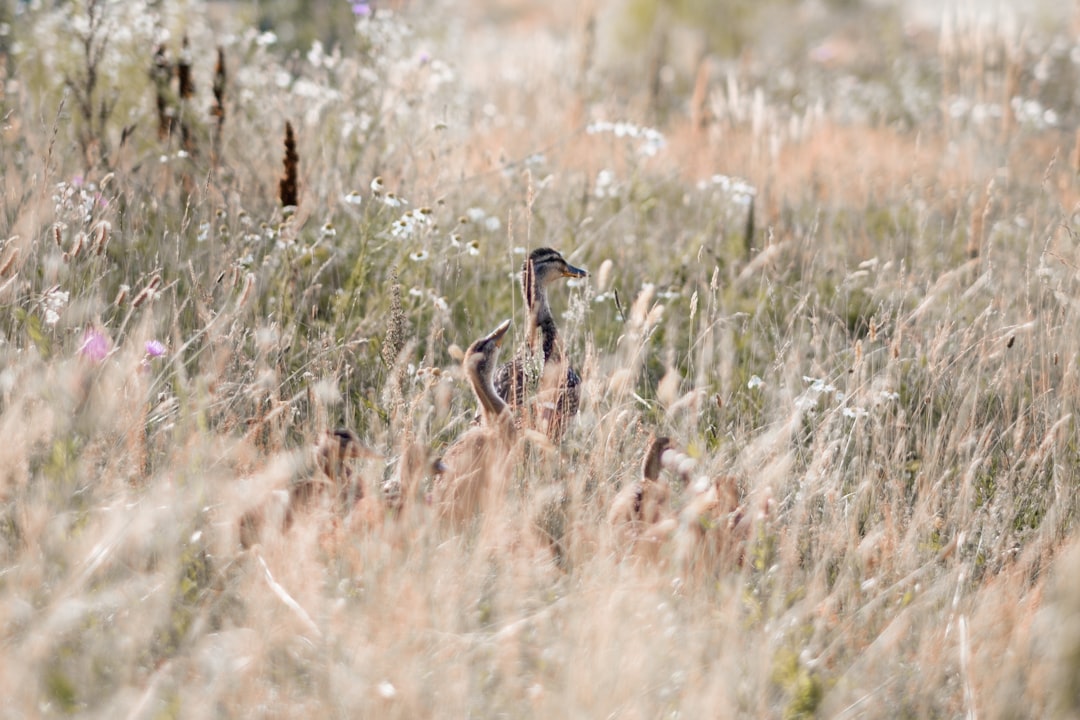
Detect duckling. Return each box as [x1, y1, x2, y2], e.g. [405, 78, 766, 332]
[239, 428, 379, 548]
[494, 247, 587, 439]
[381, 441, 446, 517]
[436, 319, 516, 527]
[608, 435, 678, 556]
[676, 475, 743, 575]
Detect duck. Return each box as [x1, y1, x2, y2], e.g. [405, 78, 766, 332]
[380, 441, 446, 517]
[608, 435, 679, 557]
[493, 247, 587, 439]
[436, 318, 516, 527]
[239, 428, 380, 548]
[675, 474, 743, 575]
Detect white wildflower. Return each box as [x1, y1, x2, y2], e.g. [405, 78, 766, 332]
[42, 287, 69, 326]
[595, 169, 617, 199]
[383, 192, 406, 208]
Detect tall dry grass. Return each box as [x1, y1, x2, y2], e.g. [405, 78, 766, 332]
[2, 0, 1080, 717]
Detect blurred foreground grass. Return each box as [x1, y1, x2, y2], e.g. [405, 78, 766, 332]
[3, 0, 1080, 717]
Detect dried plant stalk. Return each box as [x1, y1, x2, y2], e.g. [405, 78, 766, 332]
[279, 121, 299, 208]
[177, 36, 194, 100]
[151, 44, 172, 141]
[211, 46, 226, 156]
[381, 269, 407, 369]
[177, 36, 196, 155]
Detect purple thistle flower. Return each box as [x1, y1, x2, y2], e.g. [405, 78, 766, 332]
[78, 329, 110, 362]
[352, 2, 371, 16]
[145, 339, 167, 357]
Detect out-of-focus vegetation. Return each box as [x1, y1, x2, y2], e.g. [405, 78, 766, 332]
[3, 0, 1080, 716]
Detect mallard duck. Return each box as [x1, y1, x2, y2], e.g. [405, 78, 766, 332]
[493, 247, 587, 439]
[608, 435, 678, 556]
[437, 318, 516, 526]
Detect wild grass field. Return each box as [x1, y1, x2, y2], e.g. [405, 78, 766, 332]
[4, 0, 1080, 716]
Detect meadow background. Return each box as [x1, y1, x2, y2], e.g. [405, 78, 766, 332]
[4, 0, 1080, 716]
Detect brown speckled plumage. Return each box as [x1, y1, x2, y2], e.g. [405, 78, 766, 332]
[493, 248, 587, 439]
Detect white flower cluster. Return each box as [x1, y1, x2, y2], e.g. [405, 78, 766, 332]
[594, 169, 618, 199]
[408, 286, 449, 313]
[464, 207, 502, 233]
[42, 287, 69, 326]
[697, 174, 756, 207]
[586, 120, 666, 157]
[390, 208, 430, 240]
[52, 179, 103, 226]
[795, 375, 901, 420]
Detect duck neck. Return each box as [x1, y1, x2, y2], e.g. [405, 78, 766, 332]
[474, 371, 509, 423]
[535, 306, 561, 362]
[526, 277, 560, 362]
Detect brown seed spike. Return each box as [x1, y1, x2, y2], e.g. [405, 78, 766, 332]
[151, 44, 173, 141]
[176, 36, 197, 157]
[177, 36, 194, 100]
[212, 47, 226, 118]
[382, 269, 407, 369]
[211, 46, 227, 149]
[279, 121, 300, 208]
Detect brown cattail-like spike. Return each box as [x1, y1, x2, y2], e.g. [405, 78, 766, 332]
[92, 222, 109, 256]
[0, 248, 18, 278]
[70, 232, 84, 260]
[279, 121, 299, 208]
[177, 36, 194, 100]
[211, 46, 226, 154]
[152, 44, 173, 141]
[177, 36, 196, 155]
[132, 274, 162, 309]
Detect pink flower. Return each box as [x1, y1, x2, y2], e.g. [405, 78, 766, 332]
[78, 329, 110, 362]
[145, 339, 167, 357]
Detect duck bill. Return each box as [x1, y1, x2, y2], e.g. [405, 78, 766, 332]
[562, 263, 588, 279]
[486, 318, 512, 347]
